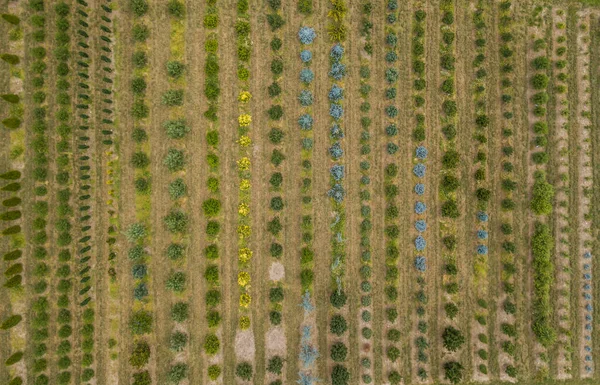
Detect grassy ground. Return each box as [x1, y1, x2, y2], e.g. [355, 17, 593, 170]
[4, 1, 600, 384]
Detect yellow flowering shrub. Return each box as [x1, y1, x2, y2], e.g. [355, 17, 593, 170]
[237, 225, 251, 238]
[238, 247, 253, 263]
[237, 157, 251, 171]
[237, 271, 250, 287]
[240, 293, 251, 308]
[239, 316, 251, 329]
[238, 135, 251, 147]
[238, 203, 250, 216]
[238, 91, 251, 102]
[238, 114, 251, 127]
[240, 179, 251, 190]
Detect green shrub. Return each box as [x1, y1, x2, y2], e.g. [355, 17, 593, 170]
[131, 77, 147, 94]
[207, 365, 221, 380]
[441, 200, 460, 218]
[204, 14, 218, 29]
[168, 178, 187, 200]
[169, 331, 187, 352]
[1, 54, 19, 65]
[132, 24, 149, 42]
[235, 362, 252, 380]
[168, 363, 188, 383]
[5, 351, 23, 365]
[163, 148, 185, 172]
[330, 342, 347, 362]
[531, 222, 556, 347]
[331, 365, 349, 385]
[167, 0, 185, 18]
[133, 51, 148, 68]
[443, 361, 464, 384]
[167, 61, 185, 78]
[442, 327, 465, 352]
[132, 100, 149, 118]
[130, 0, 149, 16]
[166, 271, 186, 292]
[531, 177, 554, 215]
[531, 73, 549, 90]
[298, 0, 313, 14]
[171, 302, 189, 322]
[129, 341, 151, 368]
[330, 314, 347, 336]
[162, 90, 184, 106]
[267, 355, 283, 374]
[163, 210, 187, 233]
[130, 311, 152, 335]
[1, 14, 20, 25]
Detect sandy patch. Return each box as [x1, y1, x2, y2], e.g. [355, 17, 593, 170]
[269, 262, 285, 282]
[235, 330, 256, 361]
[265, 326, 286, 355]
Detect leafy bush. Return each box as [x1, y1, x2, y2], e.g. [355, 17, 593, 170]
[166, 272, 186, 292]
[298, 0, 313, 14]
[169, 331, 187, 352]
[267, 355, 284, 374]
[235, 362, 252, 380]
[204, 333, 220, 355]
[157, 170, 183, 197]
[531, 73, 549, 90]
[442, 327, 465, 352]
[330, 314, 347, 336]
[166, 61, 185, 78]
[163, 210, 187, 233]
[167, 0, 185, 18]
[531, 177, 554, 215]
[162, 90, 184, 106]
[202, 198, 221, 217]
[163, 148, 185, 172]
[163, 119, 190, 139]
[130, 311, 152, 335]
[441, 200, 460, 218]
[331, 365, 349, 385]
[130, 0, 149, 16]
[268, 105, 283, 120]
[532, 222, 556, 347]
[171, 302, 189, 322]
[444, 361, 464, 384]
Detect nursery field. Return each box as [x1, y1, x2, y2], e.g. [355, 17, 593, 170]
[2, 0, 600, 385]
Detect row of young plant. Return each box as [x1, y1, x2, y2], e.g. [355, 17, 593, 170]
[496, 0, 519, 378]
[550, 8, 573, 376]
[528, 6, 556, 371]
[73, 0, 98, 382]
[470, 1, 492, 378]
[26, 2, 54, 384]
[410, 2, 430, 382]
[127, 1, 155, 384]
[52, 2, 77, 383]
[97, 0, 121, 365]
[264, 0, 287, 383]
[326, 1, 350, 385]
[201, 0, 224, 381]
[0, 169, 26, 385]
[382, 0, 402, 383]
[234, 0, 254, 381]
[162, 1, 190, 384]
[438, 1, 466, 383]
[0, 9, 27, 384]
[574, 12, 594, 376]
[356, 1, 374, 384]
[296, 2, 319, 380]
